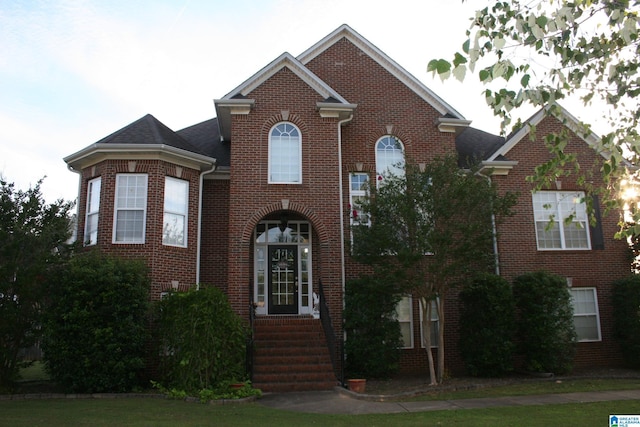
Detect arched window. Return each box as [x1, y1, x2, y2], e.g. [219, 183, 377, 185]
[269, 122, 301, 183]
[375, 135, 404, 182]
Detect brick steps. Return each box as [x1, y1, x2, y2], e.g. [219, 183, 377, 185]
[252, 317, 337, 392]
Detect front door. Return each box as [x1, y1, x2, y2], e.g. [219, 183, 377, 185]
[268, 246, 298, 314]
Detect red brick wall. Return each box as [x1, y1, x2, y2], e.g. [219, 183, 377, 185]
[225, 67, 344, 323]
[199, 178, 229, 291]
[492, 114, 629, 369]
[76, 159, 200, 300]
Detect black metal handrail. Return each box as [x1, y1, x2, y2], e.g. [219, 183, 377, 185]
[318, 279, 344, 386]
[247, 290, 255, 383]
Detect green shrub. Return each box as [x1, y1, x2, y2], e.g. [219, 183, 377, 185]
[42, 251, 150, 393]
[344, 276, 402, 379]
[513, 271, 577, 374]
[154, 285, 248, 393]
[459, 273, 515, 377]
[612, 275, 640, 368]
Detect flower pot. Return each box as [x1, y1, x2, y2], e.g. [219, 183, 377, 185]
[230, 383, 245, 390]
[347, 378, 366, 393]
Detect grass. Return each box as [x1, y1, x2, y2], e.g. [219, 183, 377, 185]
[403, 378, 640, 401]
[1, 398, 639, 427]
[4, 365, 638, 426]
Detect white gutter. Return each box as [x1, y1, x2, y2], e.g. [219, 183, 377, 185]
[196, 164, 217, 288]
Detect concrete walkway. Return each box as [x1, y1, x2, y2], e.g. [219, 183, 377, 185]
[258, 387, 640, 414]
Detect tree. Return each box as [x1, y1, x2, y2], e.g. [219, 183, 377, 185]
[351, 156, 516, 384]
[429, 1, 640, 232]
[0, 178, 73, 389]
[343, 276, 403, 379]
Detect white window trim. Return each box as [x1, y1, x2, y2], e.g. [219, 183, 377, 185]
[532, 191, 591, 251]
[268, 122, 302, 184]
[375, 135, 405, 185]
[163, 176, 189, 248]
[349, 172, 370, 227]
[419, 298, 439, 349]
[570, 287, 602, 342]
[113, 174, 148, 244]
[84, 177, 101, 246]
[396, 296, 414, 349]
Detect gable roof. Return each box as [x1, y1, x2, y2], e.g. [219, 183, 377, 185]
[487, 104, 607, 162]
[298, 24, 466, 120]
[177, 118, 230, 168]
[214, 52, 357, 142]
[64, 114, 216, 171]
[455, 127, 506, 167]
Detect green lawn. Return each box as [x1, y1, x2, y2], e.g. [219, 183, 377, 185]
[0, 398, 639, 427]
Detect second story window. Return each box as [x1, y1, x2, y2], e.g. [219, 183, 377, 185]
[113, 174, 147, 244]
[84, 177, 101, 245]
[375, 135, 404, 184]
[532, 191, 590, 250]
[269, 122, 301, 184]
[163, 177, 188, 247]
[349, 173, 370, 227]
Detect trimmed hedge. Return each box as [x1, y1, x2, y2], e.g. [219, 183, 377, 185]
[42, 251, 150, 393]
[513, 271, 577, 374]
[459, 273, 515, 377]
[154, 285, 248, 393]
[612, 275, 640, 368]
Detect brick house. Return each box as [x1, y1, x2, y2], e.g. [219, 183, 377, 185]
[64, 24, 630, 391]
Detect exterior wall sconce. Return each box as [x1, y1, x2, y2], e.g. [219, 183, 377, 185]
[279, 213, 289, 232]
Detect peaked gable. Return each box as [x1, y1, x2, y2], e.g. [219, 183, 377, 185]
[298, 24, 465, 121]
[487, 105, 607, 162]
[214, 52, 356, 142]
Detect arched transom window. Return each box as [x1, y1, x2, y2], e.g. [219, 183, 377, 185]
[375, 135, 405, 182]
[269, 122, 301, 184]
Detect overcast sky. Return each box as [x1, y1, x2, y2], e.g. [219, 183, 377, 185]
[0, 0, 589, 203]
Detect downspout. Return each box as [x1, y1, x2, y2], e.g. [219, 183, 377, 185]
[337, 114, 353, 303]
[337, 113, 353, 387]
[67, 164, 82, 243]
[476, 172, 500, 275]
[196, 163, 217, 288]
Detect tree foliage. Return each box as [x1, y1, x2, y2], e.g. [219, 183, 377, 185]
[459, 273, 515, 377]
[351, 156, 516, 384]
[430, 1, 640, 230]
[0, 178, 73, 389]
[344, 276, 403, 379]
[42, 250, 150, 393]
[611, 275, 640, 368]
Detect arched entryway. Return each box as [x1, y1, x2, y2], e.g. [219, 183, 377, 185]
[252, 213, 314, 316]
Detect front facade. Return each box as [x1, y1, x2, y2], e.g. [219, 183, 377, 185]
[65, 25, 631, 391]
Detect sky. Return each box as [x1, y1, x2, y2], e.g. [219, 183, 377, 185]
[0, 0, 596, 204]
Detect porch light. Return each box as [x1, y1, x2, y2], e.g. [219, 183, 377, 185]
[279, 213, 289, 232]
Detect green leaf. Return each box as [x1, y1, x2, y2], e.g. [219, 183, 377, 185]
[462, 39, 470, 54]
[520, 74, 530, 87]
[479, 69, 491, 81]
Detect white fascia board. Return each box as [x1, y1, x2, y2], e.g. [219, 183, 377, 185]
[64, 143, 216, 171]
[297, 24, 466, 119]
[220, 52, 349, 104]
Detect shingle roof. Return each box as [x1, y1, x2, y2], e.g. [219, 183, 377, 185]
[455, 127, 506, 168]
[177, 118, 230, 167]
[95, 114, 208, 157]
